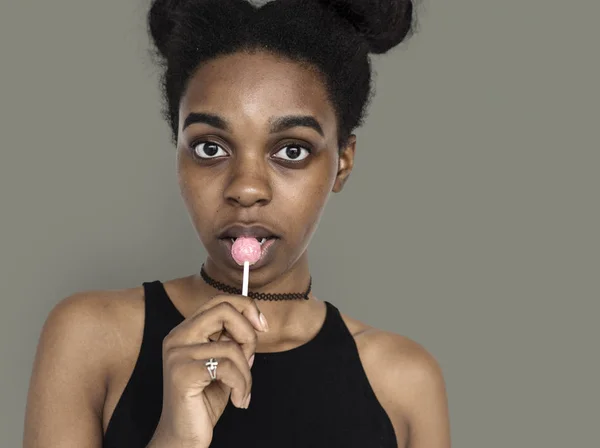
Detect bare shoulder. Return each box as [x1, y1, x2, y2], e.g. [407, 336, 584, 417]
[339, 311, 428, 357]
[24, 285, 147, 446]
[338, 311, 451, 448]
[36, 284, 147, 392]
[49, 285, 146, 358]
[340, 310, 445, 406]
[359, 328, 446, 399]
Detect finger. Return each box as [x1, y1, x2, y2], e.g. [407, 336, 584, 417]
[168, 357, 249, 408]
[169, 302, 258, 360]
[209, 330, 231, 342]
[165, 341, 253, 400]
[208, 358, 251, 409]
[193, 294, 268, 333]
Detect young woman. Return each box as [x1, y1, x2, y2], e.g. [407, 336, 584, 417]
[24, 0, 450, 447]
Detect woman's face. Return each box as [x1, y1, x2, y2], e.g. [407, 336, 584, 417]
[177, 51, 355, 285]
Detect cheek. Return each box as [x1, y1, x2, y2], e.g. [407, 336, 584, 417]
[275, 165, 334, 240]
[296, 183, 331, 244]
[177, 161, 220, 227]
[279, 181, 327, 214]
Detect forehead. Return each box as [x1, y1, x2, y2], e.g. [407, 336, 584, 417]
[179, 51, 336, 130]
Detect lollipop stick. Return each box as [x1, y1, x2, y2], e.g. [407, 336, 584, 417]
[242, 261, 249, 296]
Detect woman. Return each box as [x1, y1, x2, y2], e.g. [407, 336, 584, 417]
[24, 0, 450, 447]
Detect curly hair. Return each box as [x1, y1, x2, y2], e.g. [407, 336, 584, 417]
[148, 0, 416, 149]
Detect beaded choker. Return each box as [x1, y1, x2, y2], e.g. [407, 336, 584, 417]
[199, 264, 311, 301]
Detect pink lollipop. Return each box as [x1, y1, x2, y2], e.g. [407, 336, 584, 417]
[231, 237, 262, 265]
[231, 237, 262, 297]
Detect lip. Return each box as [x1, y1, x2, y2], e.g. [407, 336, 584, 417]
[218, 223, 280, 240]
[219, 237, 279, 270]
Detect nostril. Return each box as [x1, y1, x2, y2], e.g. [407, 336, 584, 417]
[223, 181, 272, 207]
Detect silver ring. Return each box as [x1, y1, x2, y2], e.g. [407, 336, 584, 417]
[205, 358, 218, 381]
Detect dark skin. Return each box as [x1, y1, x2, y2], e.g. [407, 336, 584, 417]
[23, 51, 450, 447]
[177, 50, 350, 335]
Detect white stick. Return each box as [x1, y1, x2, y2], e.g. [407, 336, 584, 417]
[242, 261, 249, 296]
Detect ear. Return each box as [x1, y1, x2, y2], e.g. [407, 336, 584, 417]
[332, 134, 356, 193]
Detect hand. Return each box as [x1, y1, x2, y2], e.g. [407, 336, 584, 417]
[147, 294, 268, 448]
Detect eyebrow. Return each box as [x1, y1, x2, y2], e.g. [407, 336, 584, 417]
[182, 112, 325, 137]
[183, 112, 229, 132]
[270, 115, 324, 137]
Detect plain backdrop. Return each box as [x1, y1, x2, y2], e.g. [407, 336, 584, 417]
[1, 0, 598, 446]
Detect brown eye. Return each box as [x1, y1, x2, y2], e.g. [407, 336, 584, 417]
[192, 142, 228, 159]
[273, 145, 310, 161]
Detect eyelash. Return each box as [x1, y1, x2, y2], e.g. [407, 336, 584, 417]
[189, 140, 313, 163]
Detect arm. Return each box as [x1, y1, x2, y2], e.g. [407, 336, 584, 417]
[401, 348, 451, 448]
[362, 330, 451, 448]
[23, 293, 114, 447]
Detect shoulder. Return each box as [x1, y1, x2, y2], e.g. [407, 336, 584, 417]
[24, 285, 147, 444]
[340, 311, 445, 401]
[340, 311, 446, 404]
[363, 329, 450, 446]
[358, 328, 446, 399]
[340, 311, 450, 447]
[41, 285, 146, 378]
[47, 285, 145, 337]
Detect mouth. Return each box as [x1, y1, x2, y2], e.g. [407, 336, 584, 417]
[223, 236, 273, 246]
[217, 224, 281, 269]
[218, 224, 280, 242]
[218, 236, 279, 269]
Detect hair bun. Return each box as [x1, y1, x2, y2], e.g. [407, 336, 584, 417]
[148, 0, 188, 58]
[319, 0, 415, 54]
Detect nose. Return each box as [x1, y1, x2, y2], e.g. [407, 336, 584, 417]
[223, 155, 272, 208]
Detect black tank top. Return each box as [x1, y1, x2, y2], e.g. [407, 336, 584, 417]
[103, 281, 397, 447]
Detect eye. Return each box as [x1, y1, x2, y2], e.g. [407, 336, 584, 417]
[191, 141, 228, 159]
[272, 144, 311, 162]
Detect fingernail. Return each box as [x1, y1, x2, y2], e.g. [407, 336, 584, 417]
[259, 312, 269, 332]
[248, 354, 255, 368]
[245, 393, 252, 409]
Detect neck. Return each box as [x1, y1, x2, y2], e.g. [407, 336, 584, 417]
[189, 253, 317, 333]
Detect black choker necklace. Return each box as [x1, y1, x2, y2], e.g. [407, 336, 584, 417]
[200, 264, 311, 301]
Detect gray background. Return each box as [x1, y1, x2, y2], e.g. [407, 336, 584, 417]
[1, 0, 598, 446]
